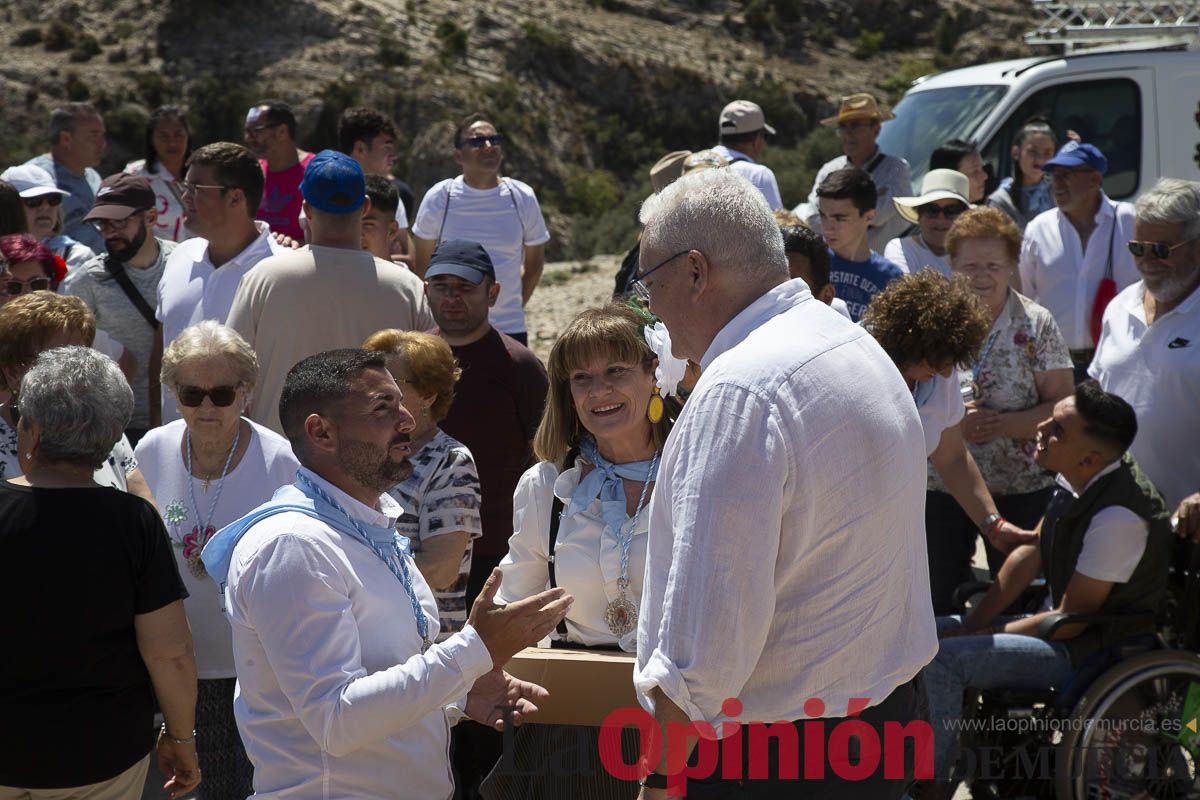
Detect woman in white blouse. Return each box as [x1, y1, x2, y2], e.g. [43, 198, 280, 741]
[483, 303, 676, 799]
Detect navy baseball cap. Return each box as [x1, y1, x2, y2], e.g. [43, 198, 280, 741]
[425, 240, 496, 284]
[1042, 141, 1108, 176]
[300, 150, 365, 214]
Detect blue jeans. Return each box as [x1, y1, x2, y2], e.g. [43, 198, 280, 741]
[923, 616, 1074, 780]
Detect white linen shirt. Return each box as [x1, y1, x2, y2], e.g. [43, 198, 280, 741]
[634, 279, 936, 730]
[224, 467, 493, 799]
[711, 145, 783, 209]
[1018, 194, 1139, 351]
[884, 234, 952, 277]
[157, 222, 285, 423]
[798, 152, 913, 254]
[1090, 282, 1200, 509]
[497, 459, 650, 652]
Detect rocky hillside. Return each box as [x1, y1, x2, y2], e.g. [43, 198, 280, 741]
[0, 0, 1035, 258]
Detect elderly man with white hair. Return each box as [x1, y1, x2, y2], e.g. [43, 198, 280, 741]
[1090, 178, 1200, 542]
[630, 168, 936, 799]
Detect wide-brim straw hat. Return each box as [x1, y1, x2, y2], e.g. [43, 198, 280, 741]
[820, 93, 895, 127]
[893, 169, 972, 224]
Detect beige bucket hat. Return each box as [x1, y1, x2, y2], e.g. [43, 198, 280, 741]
[892, 169, 971, 225]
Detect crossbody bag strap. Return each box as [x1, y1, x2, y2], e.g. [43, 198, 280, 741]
[546, 447, 579, 637]
[1104, 202, 1117, 281]
[436, 178, 456, 244]
[865, 151, 887, 175]
[501, 177, 528, 244]
[104, 255, 158, 328]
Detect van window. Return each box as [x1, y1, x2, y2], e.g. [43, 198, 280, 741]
[982, 78, 1141, 199]
[878, 85, 1007, 186]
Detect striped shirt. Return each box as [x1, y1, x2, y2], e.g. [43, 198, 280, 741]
[389, 430, 483, 640]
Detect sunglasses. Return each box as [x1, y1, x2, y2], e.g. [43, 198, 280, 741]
[461, 134, 504, 149]
[4, 277, 51, 295]
[176, 384, 241, 407]
[22, 195, 63, 209]
[918, 203, 968, 220]
[1127, 238, 1196, 259]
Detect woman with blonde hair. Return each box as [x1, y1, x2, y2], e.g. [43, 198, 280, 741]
[363, 328, 482, 640]
[134, 320, 299, 798]
[482, 303, 677, 799]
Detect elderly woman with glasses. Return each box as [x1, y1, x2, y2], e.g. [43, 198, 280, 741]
[482, 303, 677, 800]
[134, 320, 298, 799]
[0, 164, 98, 271]
[919, 207, 1074, 612]
[884, 169, 972, 277]
[0, 346, 199, 799]
[0, 292, 151, 503]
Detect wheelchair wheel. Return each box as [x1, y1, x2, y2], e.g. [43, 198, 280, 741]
[1056, 650, 1200, 799]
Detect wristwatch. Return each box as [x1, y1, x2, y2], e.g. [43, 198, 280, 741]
[640, 771, 669, 789]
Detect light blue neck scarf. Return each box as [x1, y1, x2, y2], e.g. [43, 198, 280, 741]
[567, 437, 660, 537]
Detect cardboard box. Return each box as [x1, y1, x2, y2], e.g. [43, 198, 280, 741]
[504, 645, 640, 726]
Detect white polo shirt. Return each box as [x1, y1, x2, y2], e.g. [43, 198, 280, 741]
[1019, 195, 1139, 351]
[1090, 281, 1200, 509]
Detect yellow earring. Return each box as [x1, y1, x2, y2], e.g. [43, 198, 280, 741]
[647, 386, 665, 424]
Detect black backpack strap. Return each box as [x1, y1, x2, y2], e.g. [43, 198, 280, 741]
[865, 151, 887, 175]
[104, 255, 157, 328]
[547, 447, 579, 637]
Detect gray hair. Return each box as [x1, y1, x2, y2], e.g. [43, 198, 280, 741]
[48, 102, 99, 145]
[1135, 178, 1200, 242]
[161, 321, 259, 390]
[638, 168, 788, 282]
[18, 346, 132, 468]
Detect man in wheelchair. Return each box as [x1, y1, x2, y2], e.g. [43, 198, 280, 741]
[923, 379, 1173, 789]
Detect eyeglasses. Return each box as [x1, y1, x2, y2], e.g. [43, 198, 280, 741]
[176, 384, 241, 407]
[244, 123, 282, 137]
[1127, 238, 1197, 259]
[22, 195, 63, 209]
[181, 181, 230, 195]
[461, 134, 505, 149]
[4, 276, 51, 295]
[918, 203, 968, 220]
[836, 120, 873, 133]
[94, 214, 141, 232]
[955, 262, 1008, 275]
[631, 250, 691, 300]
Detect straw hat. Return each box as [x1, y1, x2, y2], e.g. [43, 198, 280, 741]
[820, 93, 895, 127]
[892, 169, 971, 225]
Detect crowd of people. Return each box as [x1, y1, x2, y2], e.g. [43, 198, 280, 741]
[0, 88, 1196, 800]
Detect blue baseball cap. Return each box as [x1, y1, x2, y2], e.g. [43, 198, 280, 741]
[300, 150, 365, 214]
[1042, 141, 1108, 176]
[425, 240, 496, 284]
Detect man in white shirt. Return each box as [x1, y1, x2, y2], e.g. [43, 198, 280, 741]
[154, 142, 285, 424]
[798, 93, 913, 253]
[1018, 141, 1139, 382]
[201, 348, 571, 799]
[1090, 178, 1200, 540]
[925, 381, 1171, 790]
[411, 114, 551, 345]
[711, 100, 783, 209]
[631, 168, 935, 798]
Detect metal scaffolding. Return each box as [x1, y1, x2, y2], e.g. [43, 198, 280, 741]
[1025, 0, 1200, 48]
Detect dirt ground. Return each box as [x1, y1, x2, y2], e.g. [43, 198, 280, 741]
[523, 253, 626, 363]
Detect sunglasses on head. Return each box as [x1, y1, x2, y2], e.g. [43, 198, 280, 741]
[176, 384, 240, 407]
[22, 195, 63, 209]
[918, 203, 968, 220]
[461, 134, 504, 149]
[4, 277, 51, 295]
[1127, 239, 1195, 259]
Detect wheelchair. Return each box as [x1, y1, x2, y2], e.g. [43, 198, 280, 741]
[950, 537, 1200, 799]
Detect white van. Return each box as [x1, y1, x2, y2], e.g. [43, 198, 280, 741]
[877, 45, 1200, 201]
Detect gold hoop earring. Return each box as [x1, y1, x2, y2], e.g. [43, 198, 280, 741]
[647, 386, 664, 424]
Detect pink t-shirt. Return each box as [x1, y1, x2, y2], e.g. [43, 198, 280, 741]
[256, 152, 314, 241]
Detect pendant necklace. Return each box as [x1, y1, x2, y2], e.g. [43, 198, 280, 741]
[604, 453, 658, 637]
[184, 425, 241, 580]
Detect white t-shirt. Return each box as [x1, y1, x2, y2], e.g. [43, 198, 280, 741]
[884, 235, 952, 277]
[412, 176, 551, 335]
[1055, 463, 1149, 584]
[913, 372, 966, 457]
[125, 159, 194, 243]
[156, 223, 284, 423]
[1090, 282, 1200, 509]
[134, 418, 299, 678]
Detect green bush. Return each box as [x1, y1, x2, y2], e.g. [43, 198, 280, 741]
[759, 127, 843, 209]
[563, 168, 621, 217]
[378, 37, 408, 67]
[933, 10, 957, 54]
[69, 32, 101, 62]
[64, 73, 89, 101]
[880, 56, 936, 103]
[435, 19, 468, 63]
[42, 19, 75, 52]
[852, 29, 885, 59]
[12, 27, 42, 46]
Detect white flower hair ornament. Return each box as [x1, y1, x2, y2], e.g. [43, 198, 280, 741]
[643, 320, 689, 405]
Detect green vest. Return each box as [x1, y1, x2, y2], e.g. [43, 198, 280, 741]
[1039, 455, 1172, 665]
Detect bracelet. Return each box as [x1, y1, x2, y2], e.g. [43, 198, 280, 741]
[980, 513, 1006, 538]
[160, 723, 196, 746]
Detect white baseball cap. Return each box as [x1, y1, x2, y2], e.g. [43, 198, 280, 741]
[1, 164, 71, 199]
[718, 100, 776, 137]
